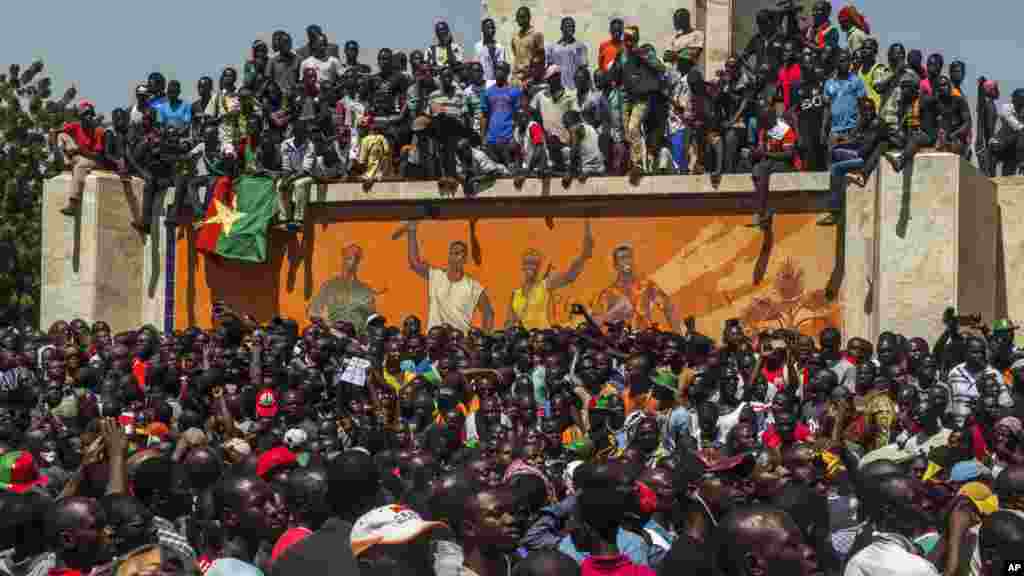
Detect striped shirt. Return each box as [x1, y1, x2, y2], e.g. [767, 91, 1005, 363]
[151, 516, 196, 567]
[428, 89, 467, 118]
[947, 363, 1011, 428]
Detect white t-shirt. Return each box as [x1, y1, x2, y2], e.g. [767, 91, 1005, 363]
[844, 533, 940, 576]
[301, 55, 344, 87]
[427, 267, 484, 333]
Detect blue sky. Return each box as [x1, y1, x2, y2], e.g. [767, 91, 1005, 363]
[3, 0, 1020, 113]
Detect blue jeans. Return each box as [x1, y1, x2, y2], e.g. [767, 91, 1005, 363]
[670, 129, 688, 172]
[829, 147, 864, 211]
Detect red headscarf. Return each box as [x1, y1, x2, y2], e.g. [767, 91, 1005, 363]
[838, 5, 870, 34]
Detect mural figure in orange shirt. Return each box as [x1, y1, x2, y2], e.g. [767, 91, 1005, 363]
[593, 243, 678, 331]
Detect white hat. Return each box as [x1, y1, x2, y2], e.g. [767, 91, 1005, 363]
[350, 505, 446, 557]
[284, 428, 308, 450]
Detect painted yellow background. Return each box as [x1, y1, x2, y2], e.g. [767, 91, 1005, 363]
[175, 213, 841, 336]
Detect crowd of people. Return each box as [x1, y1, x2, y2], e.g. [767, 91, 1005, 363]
[0, 303, 1023, 576]
[49, 1, 1024, 234]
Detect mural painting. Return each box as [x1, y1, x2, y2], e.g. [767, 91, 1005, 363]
[177, 213, 841, 337]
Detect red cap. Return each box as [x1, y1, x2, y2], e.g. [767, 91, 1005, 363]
[256, 446, 297, 479]
[270, 526, 313, 563]
[255, 388, 278, 419]
[0, 452, 48, 494]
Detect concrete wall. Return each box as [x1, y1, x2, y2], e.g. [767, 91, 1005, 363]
[40, 162, 1024, 343]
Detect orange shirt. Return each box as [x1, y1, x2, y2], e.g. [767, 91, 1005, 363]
[599, 39, 623, 72]
[597, 279, 664, 330]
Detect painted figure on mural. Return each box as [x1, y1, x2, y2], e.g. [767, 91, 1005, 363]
[593, 243, 678, 331]
[506, 220, 594, 330]
[403, 221, 495, 332]
[307, 244, 381, 328]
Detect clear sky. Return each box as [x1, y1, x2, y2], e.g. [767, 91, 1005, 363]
[3, 0, 1020, 114]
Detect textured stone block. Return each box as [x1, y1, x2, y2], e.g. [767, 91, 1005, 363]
[841, 167, 879, 344]
[40, 173, 145, 333]
[994, 176, 1024, 345]
[876, 154, 997, 344]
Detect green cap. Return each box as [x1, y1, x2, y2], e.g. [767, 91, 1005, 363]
[653, 370, 677, 392]
[993, 319, 1016, 333]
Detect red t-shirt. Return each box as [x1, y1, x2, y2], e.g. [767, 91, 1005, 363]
[132, 358, 148, 395]
[63, 122, 105, 155]
[763, 422, 813, 448]
[759, 120, 803, 170]
[777, 63, 802, 111]
[528, 122, 545, 145]
[582, 555, 657, 576]
[762, 365, 786, 391]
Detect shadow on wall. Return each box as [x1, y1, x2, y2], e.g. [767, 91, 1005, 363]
[996, 204, 1008, 319]
[202, 243, 281, 323]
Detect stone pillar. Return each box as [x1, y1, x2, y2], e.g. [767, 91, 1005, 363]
[994, 176, 1024, 346]
[841, 164, 879, 345]
[41, 173, 146, 333]
[704, 0, 734, 79]
[875, 153, 998, 344]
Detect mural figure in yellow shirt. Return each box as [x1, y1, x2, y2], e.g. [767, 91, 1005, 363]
[506, 220, 593, 330]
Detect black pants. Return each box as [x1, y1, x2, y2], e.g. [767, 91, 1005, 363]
[432, 115, 471, 179]
[993, 127, 1024, 176]
[752, 159, 793, 217]
[898, 129, 935, 169]
[172, 174, 213, 220]
[712, 128, 743, 175]
[487, 142, 519, 174]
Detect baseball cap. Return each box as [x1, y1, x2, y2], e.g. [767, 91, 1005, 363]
[205, 559, 265, 576]
[284, 428, 309, 451]
[0, 451, 48, 494]
[350, 505, 446, 558]
[993, 319, 1017, 333]
[256, 446, 298, 479]
[256, 388, 279, 418]
[958, 482, 999, 516]
[950, 460, 993, 483]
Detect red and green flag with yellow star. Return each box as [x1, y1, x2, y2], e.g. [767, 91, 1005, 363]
[196, 176, 277, 263]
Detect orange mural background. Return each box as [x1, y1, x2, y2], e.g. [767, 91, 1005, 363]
[175, 213, 841, 336]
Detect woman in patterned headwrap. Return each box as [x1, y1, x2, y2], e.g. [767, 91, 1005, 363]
[993, 416, 1024, 476]
[837, 5, 871, 56]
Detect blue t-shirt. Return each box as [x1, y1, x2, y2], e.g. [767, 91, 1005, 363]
[824, 75, 866, 133]
[482, 84, 522, 145]
[153, 100, 192, 130]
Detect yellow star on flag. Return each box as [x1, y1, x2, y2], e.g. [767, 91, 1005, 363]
[197, 196, 246, 236]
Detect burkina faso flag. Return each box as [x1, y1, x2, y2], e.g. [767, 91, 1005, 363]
[195, 176, 277, 263]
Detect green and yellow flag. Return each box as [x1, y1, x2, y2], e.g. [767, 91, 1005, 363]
[196, 176, 277, 263]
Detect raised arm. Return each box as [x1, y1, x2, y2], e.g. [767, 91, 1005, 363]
[505, 295, 521, 329]
[477, 290, 495, 332]
[547, 220, 593, 290]
[406, 222, 430, 279]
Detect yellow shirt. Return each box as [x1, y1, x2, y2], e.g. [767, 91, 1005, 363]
[860, 63, 885, 111]
[359, 133, 392, 180]
[511, 281, 550, 330]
